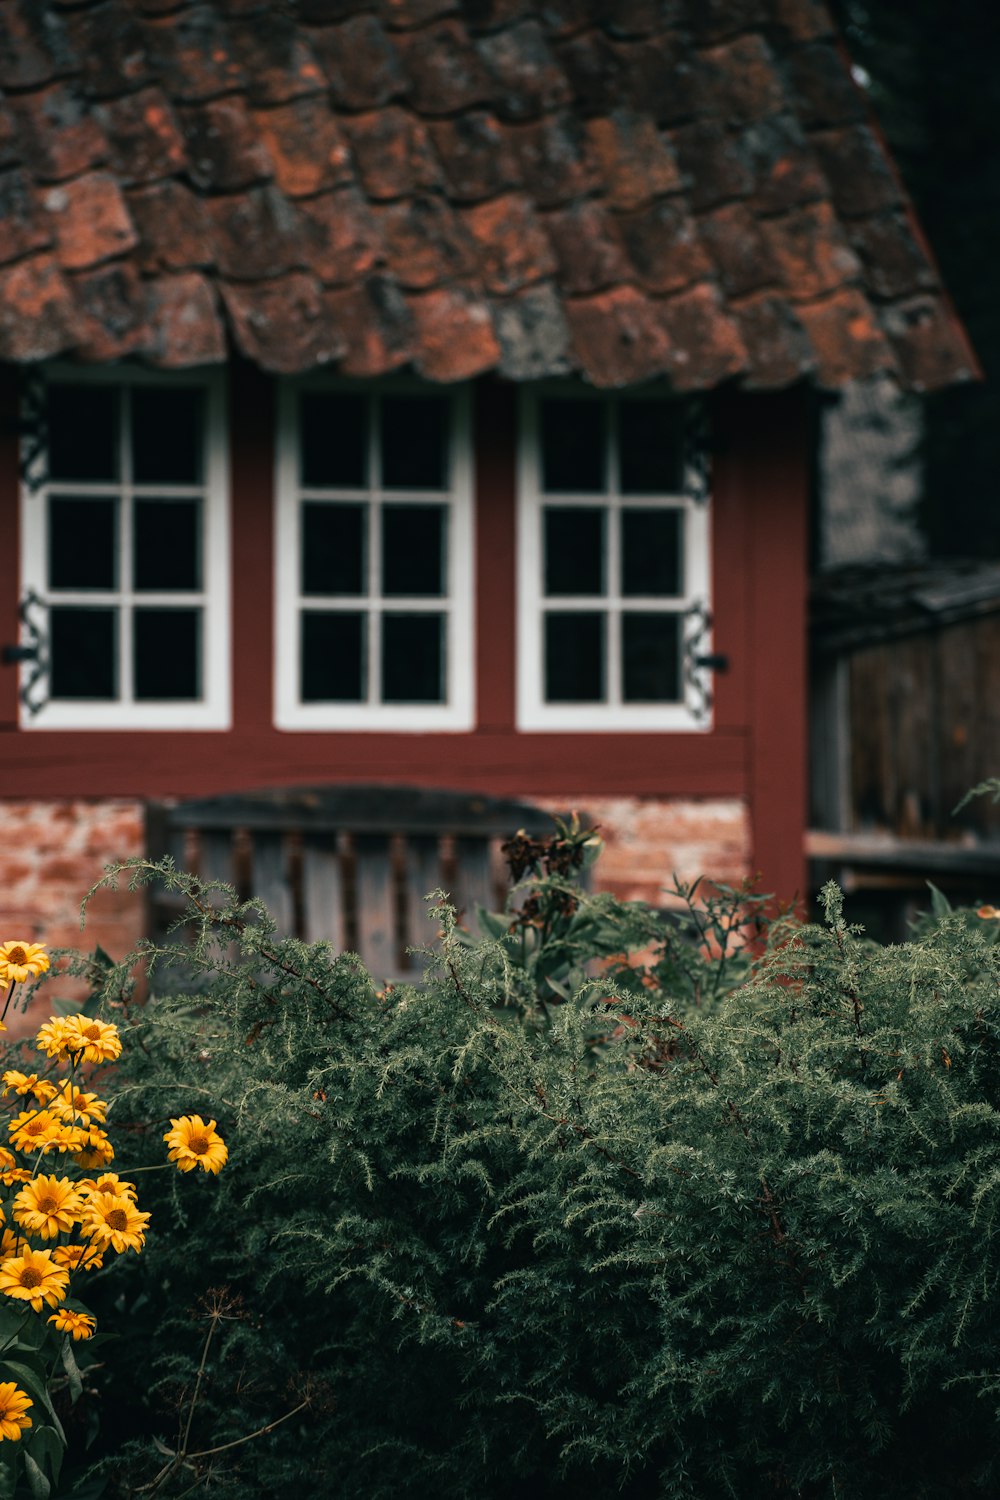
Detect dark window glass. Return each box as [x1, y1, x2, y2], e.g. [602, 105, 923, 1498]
[544, 506, 605, 596]
[622, 612, 681, 702]
[381, 395, 448, 489]
[47, 384, 118, 482]
[134, 608, 200, 700]
[382, 505, 445, 596]
[300, 393, 368, 488]
[621, 508, 683, 596]
[381, 613, 443, 702]
[302, 503, 366, 596]
[49, 607, 116, 699]
[131, 387, 203, 484]
[48, 497, 117, 591]
[133, 499, 200, 591]
[301, 612, 365, 701]
[540, 399, 605, 493]
[544, 611, 605, 702]
[619, 401, 683, 494]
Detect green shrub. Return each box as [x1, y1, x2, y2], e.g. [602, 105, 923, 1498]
[74, 841, 1000, 1499]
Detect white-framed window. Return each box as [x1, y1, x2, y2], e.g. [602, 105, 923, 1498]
[274, 380, 474, 731]
[18, 366, 230, 730]
[517, 389, 713, 732]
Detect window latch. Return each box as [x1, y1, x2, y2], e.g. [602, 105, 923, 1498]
[1, 644, 38, 664]
[693, 652, 729, 673]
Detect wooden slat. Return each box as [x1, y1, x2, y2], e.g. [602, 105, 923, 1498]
[453, 837, 495, 939]
[251, 832, 294, 934]
[354, 834, 395, 978]
[301, 833, 346, 951]
[403, 835, 443, 965]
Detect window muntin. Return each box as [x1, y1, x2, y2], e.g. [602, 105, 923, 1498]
[275, 382, 473, 731]
[19, 368, 229, 730]
[518, 391, 711, 731]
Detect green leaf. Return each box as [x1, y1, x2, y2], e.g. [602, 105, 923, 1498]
[475, 908, 509, 941]
[26, 1425, 62, 1494]
[21, 1452, 49, 1500]
[927, 881, 953, 919]
[59, 1339, 83, 1404]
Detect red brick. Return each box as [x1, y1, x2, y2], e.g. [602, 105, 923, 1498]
[140, 6, 247, 102]
[94, 87, 188, 188]
[656, 281, 748, 389]
[615, 197, 712, 294]
[461, 193, 556, 294]
[343, 108, 443, 201]
[252, 96, 353, 199]
[0, 171, 52, 266]
[43, 172, 138, 271]
[296, 187, 381, 286]
[731, 292, 814, 389]
[178, 97, 273, 192]
[310, 15, 407, 110]
[428, 111, 520, 203]
[220, 273, 347, 372]
[146, 272, 227, 366]
[544, 199, 627, 295]
[564, 284, 672, 387]
[795, 286, 897, 386]
[9, 83, 109, 184]
[585, 112, 681, 208]
[206, 185, 298, 281]
[128, 180, 212, 273]
[761, 200, 860, 301]
[407, 283, 500, 379]
[229, 11, 326, 105]
[324, 275, 416, 375]
[475, 20, 571, 122]
[396, 19, 491, 115]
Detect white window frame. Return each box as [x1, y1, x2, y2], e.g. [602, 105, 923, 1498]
[274, 378, 475, 732]
[19, 364, 230, 731]
[517, 387, 713, 733]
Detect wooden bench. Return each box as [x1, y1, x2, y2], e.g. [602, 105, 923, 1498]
[145, 785, 555, 978]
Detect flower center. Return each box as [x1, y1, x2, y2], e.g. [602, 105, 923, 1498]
[82, 1025, 101, 1041]
[6, 948, 26, 966]
[37, 1197, 57, 1214]
[25, 1121, 46, 1137]
[188, 1135, 210, 1155]
[18, 1268, 42, 1289]
[106, 1209, 128, 1232]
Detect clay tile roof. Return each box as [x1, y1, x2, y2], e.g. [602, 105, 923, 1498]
[0, 0, 976, 389]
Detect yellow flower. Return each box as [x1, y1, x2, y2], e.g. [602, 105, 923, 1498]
[50, 1083, 107, 1128]
[0, 1231, 20, 1260]
[0, 1247, 69, 1312]
[52, 1244, 103, 1274]
[48, 1308, 95, 1341]
[2, 1072, 55, 1101]
[0, 942, 49, 986]
[8, 1109, 61, 1153]
[67, 1126, 114, 1167]
[13, 1176, 82, 1240]
[163, 1115, 228, 1175]
[60, 1015, 122, 1064]
[79, 1173, 137, 1202]
[0, 1382, 32, 1441]
[978, 905, 1000, 920]
[82, 1191, 150, 1255]
[34, 1018, 75, 1060]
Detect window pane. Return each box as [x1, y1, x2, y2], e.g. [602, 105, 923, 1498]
[382, 505, 445, 597]
[381, 613, 444, 702]
[131, 387, 204, 484]
[381, 395, 447, 489]
[47, 384, 118, 482]
[621, 508, 683, 597]
[622, 613, 681, 702]
[302, 503, 366, 596]
[544, 611, 605, 702]
[544, 506, 605, 596]
[49, 607, 116, 699]
[134, 608, 200, 700]
[300, 393, 368, 488]
[48, 497, 117, 591]
[133, 499, 201, 591]
[618, 401, 684, 494]
[540, 399, 605, 493]
[301, 611, 365, 701]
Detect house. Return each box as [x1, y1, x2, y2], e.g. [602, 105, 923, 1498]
[0, 0, 977, 969]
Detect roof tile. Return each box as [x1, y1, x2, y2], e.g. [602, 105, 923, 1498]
[178, 97, 273, 191]
[507, 111, 598, 207]
[462, 0, 535, 31]
[407, 282, 501, 379]
[616, 196, 712, 294]
[141, 7, 247, 103]
[43, 171, 138, 270]
[702, 35, 785, 125]
[584, 111, 681, 208]
[671, 120, 753, 211]
[310, 15, 407, 110]
[0, 1, 77, 92]
[384, 0, 461, 27]
[427, 111, 520, 202]
[8, 84, 109, 185]
[475, 20, 571, 121]
[228, 12, 326, 105]
[554, 25, 616, 112]
[0, 170, 52, 266]
[881, 294, 977, 391]
[697, 201, 779, 297]
[375, 194, 475, 290]
[127, 179, 212, 272]
[342, 108, 443, 201]
[324, 274, 416, 375]
[795, 285, 896, 385]
[604, 2, 684, 39]
[564, 283, 672, 386]
[462, 192, 556, 293]
[72, 259, 151, 360]
[296, 186, 382, 284]
[94, 88, 188, 188]
[731, 291, 815, 388]
[656, 280, 748, 388]
[681, 0, 767, 43]
[0, 107, 21, 173]
[396, 18, 492, 115]
[220, 272, 347, 371]
[146, 271, 226, 365]
[769, 0, 835, 42]
[493, 280, 571, 378]
[293, 0, 378, 20]
[251, 96, 353, 198]
[783, 40, 866, 129]
[740, 113, 826, 213]
[761, 200, 860, 300]
[810, 125, 902, 218]
[846, 209, 939, 301]
[62, 3, 154, 100]
[0, 254, 82, 361]
[544, 199, 629, 294]
[206, 183, 299, 280]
